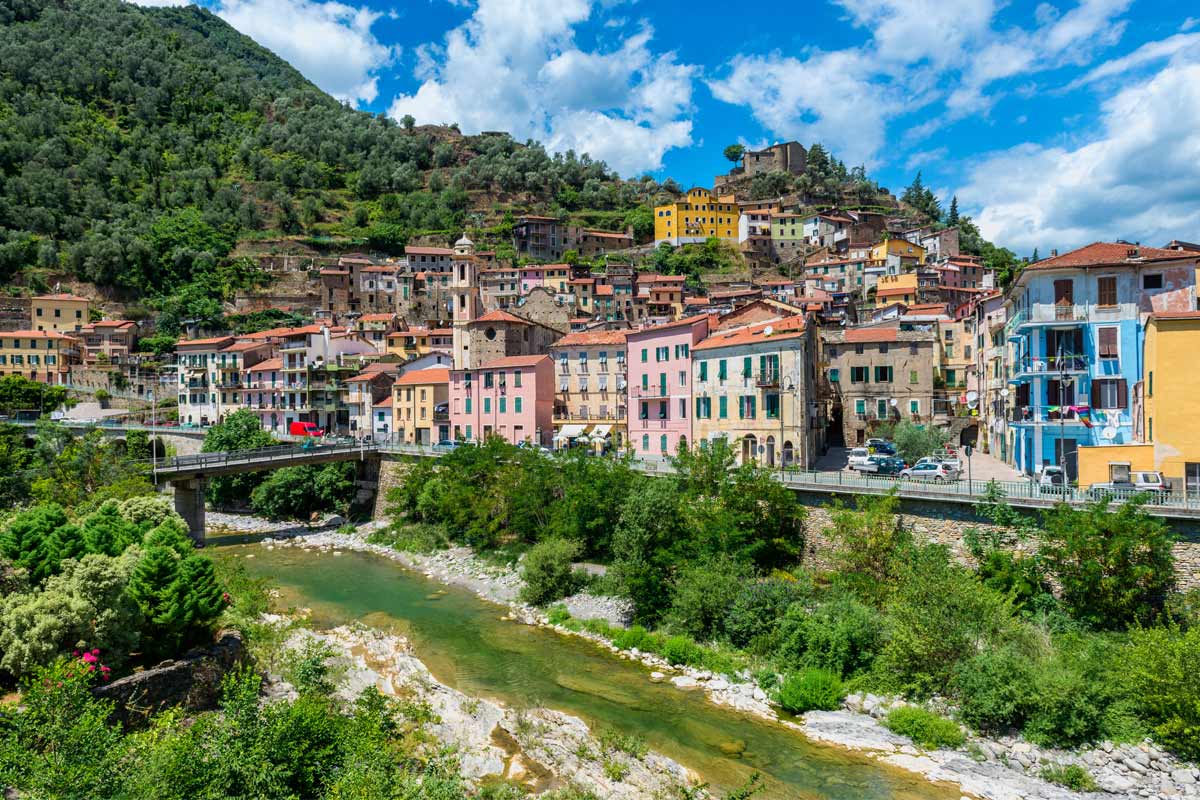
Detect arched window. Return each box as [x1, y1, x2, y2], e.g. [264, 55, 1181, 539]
[783, 440, 795, 466]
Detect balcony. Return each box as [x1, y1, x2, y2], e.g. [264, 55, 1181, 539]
[1008, 406, 1093, 426]
[755, 370, 780, 388]
[631, 385, 670, 400]
[1009, 304, 1091, 332]
[1011, 354, 1089, 378]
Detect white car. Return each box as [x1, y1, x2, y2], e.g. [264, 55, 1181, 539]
[900, 461, 960, 482]
[847, 447, 876, 471]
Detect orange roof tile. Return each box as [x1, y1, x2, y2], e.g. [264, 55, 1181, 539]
[358, 313, 397, 322]
[248, 357, 283, 371]
[32, 293, 89, 302]
[1029, 242, 1196, 270]
[694, 315, 808, 351]
[374, 395, 393, 408]
[474, 309, 530, 325]
[221, 341, 269, 353]
[4, 329, 80, 341]
[405, 246, 453, 256]
[396, 367, 450, 385]
[842, 328, 900, 343]
[478, 355, 551, 369]
[176, 335, 234, 347]
[552, 329, 629, 347]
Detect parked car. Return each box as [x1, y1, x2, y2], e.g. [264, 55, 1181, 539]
[930, 448, 961, 470]
[900, 461, 960, 482]
[1036, 466, 1070, 495]
[869, 455, 907, 475]
[871, 441, 898, 456]
[433, 439, 460, 451]
[865, 437, 889, 449]
[288, 421, 324, 437]
[1088, 471, 1171, 501]
[847, 447, 875, 471]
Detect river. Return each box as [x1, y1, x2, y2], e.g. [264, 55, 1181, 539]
[215, 536, 963, 800]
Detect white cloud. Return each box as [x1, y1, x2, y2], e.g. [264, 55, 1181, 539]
[708, 0, 1134, 164]
[387, 0, 697, 175]
[960, 53, 1200, 252]
[125, 0, 191, 6]
[216, 0, 397, 105]
[1067, 31, 1200, 88]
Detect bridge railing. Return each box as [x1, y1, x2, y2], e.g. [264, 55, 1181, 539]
[153, 441, 376, 475]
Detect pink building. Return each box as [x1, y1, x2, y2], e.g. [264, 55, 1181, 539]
[449, 355, 553, 445]
[520, 266, 546, 295]
[242, 357, 287, 435]
[625, 314, 712, 458]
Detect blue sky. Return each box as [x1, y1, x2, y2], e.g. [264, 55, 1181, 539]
[132, 0, 1200, 254]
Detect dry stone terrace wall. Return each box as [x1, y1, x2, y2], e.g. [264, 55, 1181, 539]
[796, 494, 1200, 592]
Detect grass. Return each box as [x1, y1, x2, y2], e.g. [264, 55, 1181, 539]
[1040, 764, 1098, 791]
[775, 669, 845, 714]
[367, 522, 449, 553]
[597, 728, 648, 760]
[602, 758, 629, 782]
[883, 706, 966, 750]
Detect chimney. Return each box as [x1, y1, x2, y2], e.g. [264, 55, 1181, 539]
[1050, 249, 1058, 258]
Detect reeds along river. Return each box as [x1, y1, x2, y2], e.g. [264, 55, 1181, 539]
[218, 538, 962, 800]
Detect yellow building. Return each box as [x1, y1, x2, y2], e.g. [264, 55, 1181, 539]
[0, 330, 81, 384]
[870, 238, 927, 270]
[874, 272, 919, 307]
[1078, 311, 1200, 491]
[654, 188, 740, 246]
[385, 327, 453, 360]
[392, 367, 450, 445]
[31, 293, 90, 333]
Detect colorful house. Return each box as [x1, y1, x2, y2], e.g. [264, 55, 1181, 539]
[31, 293, 90, 333]
[392, 367, 450, 445]
[1005, 243, 1197, 482]
[449, 355, 553, 446]
[653, 188, 740, 246]
[549, 329, 628, 451]
[625, 314, 712, 458]
[0, 330, 80, 385]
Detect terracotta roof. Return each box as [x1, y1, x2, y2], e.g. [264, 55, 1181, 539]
[1028, 242, 1196, 270]
[360, 265, 398, 273]
[248, 357, 282, 371]
[358, 313, 397, 322]
[176, 335, 234, 347]
[374, 396, 393, 408]
[221, 341, 269, 353]
[396, 367, 450, 385]
[89, 319, 135, 329]
[842, 327, 900, 343]
[32, 293, 89, 302]
[627, 312, 714, 337]
[1151, 311, 1200, 321]
[405, 246, 453, 256]
[552, 329, 629, 347]
[4, 329, 80, 341]
[580, 230, 632, 239]
[429, 328, 453, 336]
[319, 269, 349, 276]
[474, 309, 530, 325]
[694, 315, 807, 351]
[478, 355, 551, 369]
[594, 285, 614, 296]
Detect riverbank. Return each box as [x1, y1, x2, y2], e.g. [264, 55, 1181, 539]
[230, 517, 1193, 800]
[264, 618, 707, 798]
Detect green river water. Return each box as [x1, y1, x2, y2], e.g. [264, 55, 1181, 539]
[215, 536, 962, 800]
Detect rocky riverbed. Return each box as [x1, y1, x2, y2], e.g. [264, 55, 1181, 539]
[265, 620, 706, 798]
[234, 515, 1191, 800]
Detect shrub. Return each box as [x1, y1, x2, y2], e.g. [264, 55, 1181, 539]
[665, 556, 749, 641]
[118, 495, 181, 531]
[1022, 661, 1107, 748]
[660, 635, 701, 666]
[546, 605, 572, 626]
[1126, 623, 1200, 758]
[825, 492, 911, 602]
[774, 594, 884, 678]
[611, 625, 648, 651]
[775, 668, 844, 714]
[951, 644, 1036, 733]
[520, 539, 585, 606]
[723, 576, 810, 650]
[883, 706, 965, 750]
[1040, 764, 1098, 792]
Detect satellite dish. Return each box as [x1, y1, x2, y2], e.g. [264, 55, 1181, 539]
[968, 399, 979, 410]
[1101, 426, 1118, 441]
[763, 325, 774, 336]
[1000, 389, 1010, 398]
[966, 390, 979, 403]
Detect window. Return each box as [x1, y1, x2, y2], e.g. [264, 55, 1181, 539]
[641, 348, 648, 363]
[910, 369, 918, 384]
[855, 399, 866, 415]
[739, 396, 757, 419]
[679, 398, 687, 418]
[1098, 327, 1118, 359]
[718, 360, 728, 381]
[1149, 370, 1154, 397]
[877, 399, 888, 418]
[719, 396, 728, 419]
[765, 394, 779, 419]
[499, 397, 507, 414]
[909, 399, 920, 414]
[874, 366, 893, 383]
[742, 357, 753, 379]
[642, 434, 650, 451]
[944, 344, 954, 359]
[1098, 276, 1117, 306]
[854, 344, 865, 355]
[699, 361, 708, 381]
[465, 397, 472, 413]
[513, 371, 522, 388]
[579, 376, 589, 393]
[658, 401, 667, 419]
[1092, 378, 1128, 409]
[829, 368, 840, 382]
[1143, 273, 1164, 290]
[559, 376, 569, 392]
[659, 372, 667, 396]
[850, 366, 869, 383]
[641, 374, 648, 391]
[660, 434, 668, 454]
[483, 372, 494, 388]
[640, 401, 648, 420]
[483, 397, 491, 414]
[598, 374, 608, 392]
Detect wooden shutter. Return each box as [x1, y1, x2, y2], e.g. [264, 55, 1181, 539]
[1098, 277, 1117, 307]
[1054, 279, 1073, 304]
[1016, 383, 1030, 407]
[1099, 327, 1118, 358]
[1117, 379, 1128, 408]
[1091, 380, 1101, 409]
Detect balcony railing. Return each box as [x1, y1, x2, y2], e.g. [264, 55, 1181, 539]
[755, 370, 780, 388]
[1012, 354, 1089, 376]
[1009, 405, 1097, 424]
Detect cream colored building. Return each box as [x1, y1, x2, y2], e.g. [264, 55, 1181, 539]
[691, 315, 822, 468]
[392, 368, 450, 445]
[548, 328, 629, 450]
[31, 293, 90, 333]
[0, 330, 80, 384]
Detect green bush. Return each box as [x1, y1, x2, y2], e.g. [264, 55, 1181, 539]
[660, 635, 702, 666]
[775, 668, 844, 714]
[546, 605, 572, 626]
[519, 539, 584, 606]
[774, 594, 884, 678]
[611, 625, 648, 651]
[723, 576, 810, 650]
[1022, 660, 1108, 749]
[883, 706, 965, 750]
[1126, 623, 1200, 758]
[1040, 764, 1098, 792]
[664, 556, 748, 642]
[951, 644, 1035, 733]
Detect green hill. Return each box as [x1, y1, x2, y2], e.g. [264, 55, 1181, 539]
[0, 0, 662, 302]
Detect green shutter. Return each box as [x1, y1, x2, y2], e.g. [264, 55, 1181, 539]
[699, 361, 707, 381]
[743, 357, 752, 378]
[718, 360, 727, 380]
[514, 397, 522, 413]
[719, 396, 728, 418]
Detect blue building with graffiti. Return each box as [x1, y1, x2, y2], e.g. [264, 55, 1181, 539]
[1004, 243, 1197, 481]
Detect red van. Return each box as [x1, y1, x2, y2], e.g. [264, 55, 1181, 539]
[288, 421, 323, 437]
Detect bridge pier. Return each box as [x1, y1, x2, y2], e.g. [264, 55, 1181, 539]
[172, 477, 207, 546]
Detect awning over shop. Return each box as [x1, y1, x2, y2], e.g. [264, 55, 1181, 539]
[554, 424, 587, 441]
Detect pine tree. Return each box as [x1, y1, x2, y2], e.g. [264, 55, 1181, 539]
[176, 555, 225, 637]
[128, 546, 184, 655]
[143, 518, 194, 558]
[1031, 247, 1040, 263]
[902, 172, 925, 207]
[806, 143, 831, 178]
[947, 195, 959, 226]
[81, 501, 138, 557]
[0, 504, 68, 584]
[49, 523, 87, 566]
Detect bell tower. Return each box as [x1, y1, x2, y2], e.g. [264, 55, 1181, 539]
[451, 233, 481, 369]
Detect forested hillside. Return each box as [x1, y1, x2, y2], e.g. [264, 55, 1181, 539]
[0, 0, 662, 301]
